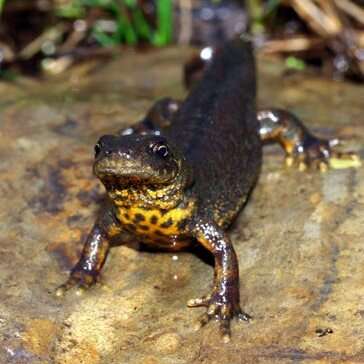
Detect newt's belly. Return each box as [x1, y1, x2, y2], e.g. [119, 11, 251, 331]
[115, 202, 194, 249]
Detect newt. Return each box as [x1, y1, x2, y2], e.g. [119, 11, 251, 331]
[56, 38, 359, 341]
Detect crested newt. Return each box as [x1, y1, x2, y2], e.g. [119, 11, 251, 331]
[56, 38, 359, 341]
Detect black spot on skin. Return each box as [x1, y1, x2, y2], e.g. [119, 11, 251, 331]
[176, 235, 189, 242]
[150, 215, 158, 225]
[177, 219, 188, 231]
[139, 225, 149, 231]
[123, 213, 130, 220]
[160, 218, 173, 228]
[125, 223, 137, 232]
[155, 229, 165, 236]
[133, 213, 145, 224]
[155, 240, 169, 246]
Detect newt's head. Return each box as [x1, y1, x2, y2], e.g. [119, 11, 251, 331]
[93, 134, 191, 207]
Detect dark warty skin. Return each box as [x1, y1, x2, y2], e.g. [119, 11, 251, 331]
[56, 38, 358, 341]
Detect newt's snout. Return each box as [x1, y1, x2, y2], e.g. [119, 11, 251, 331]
[94, 134, 120, 159]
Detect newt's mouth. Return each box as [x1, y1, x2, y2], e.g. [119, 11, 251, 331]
[93, 158, 177, 187]
[97, 174, 145, 191]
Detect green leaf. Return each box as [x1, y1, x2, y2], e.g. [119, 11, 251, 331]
[55, 1, 85, 19]
[124, 0, 137, 7]
[152, 0, 172, 46]
[0, 0, 5, 14]
[82, 0, 112, 8]
[285, 56, 306, 71]
[265, 0, 281, 15]
[115, 12, 137, 45]
[55, 0, 172, 47]
[132, 7, 152, 40]
[0, 69, 17, 81]
[92, 27, 119, 46]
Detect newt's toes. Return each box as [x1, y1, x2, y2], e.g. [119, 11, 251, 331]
[75, 286, 86, 296]
[55, 286, 67, 297]
[55, 279, 78, 297]
[191, 292, 251, 342]
[287, 136, 361, 171]
[187, 295, 211, 307]
[237, 311, 252, 322]
[319, 161, 328, 173]
[285, 156, 294, 167]
[55, 281, 91, 297]
[55, 269, 98, 297]
[220, 319, 231, 343]
[197, 313, 211, 328]
[298, 161, 307, 172]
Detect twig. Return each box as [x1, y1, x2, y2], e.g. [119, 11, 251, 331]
[178, 0, 193, 45]
[334, 0, 364, 25]
[18, 23, 67, 59]
[0, 41, 14, 62]
[261, 36, 324, 53]
[358, 30, 364, 47]
[289, 0, 342, 36]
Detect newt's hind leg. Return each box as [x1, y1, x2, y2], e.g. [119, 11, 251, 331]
[258, 108, 360, 171]
[119, 97, 181, 136]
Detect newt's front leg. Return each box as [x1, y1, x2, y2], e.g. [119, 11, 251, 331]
[258, 108, 361, 171]
[187, 220, 250, 342]
[56, 209, 121, 296]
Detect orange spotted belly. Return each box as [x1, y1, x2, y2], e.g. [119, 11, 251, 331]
[115, 202, 194, 249]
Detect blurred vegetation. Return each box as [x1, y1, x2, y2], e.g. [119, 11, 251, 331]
[1, 0, 172, 46]
[0, 0, 175, 76]
[55, 0, 172, 46]
[247, 0, 364, 81]
[0, 0, 363, 81]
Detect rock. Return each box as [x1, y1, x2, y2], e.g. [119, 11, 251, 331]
[0, 47, 363, 364]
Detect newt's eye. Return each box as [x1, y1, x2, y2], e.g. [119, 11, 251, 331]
[151, 143, 169, 158]
[94, 143, 101, 158]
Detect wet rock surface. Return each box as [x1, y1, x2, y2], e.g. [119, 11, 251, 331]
[0, 47, 363, 364]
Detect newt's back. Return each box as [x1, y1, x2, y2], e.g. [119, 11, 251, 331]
[165, 39, 262, 228]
